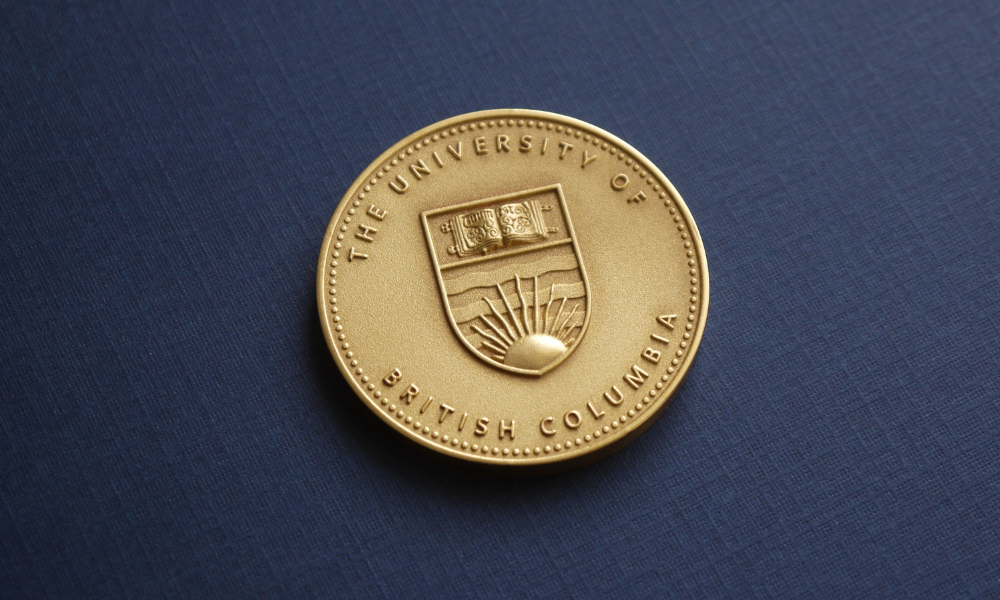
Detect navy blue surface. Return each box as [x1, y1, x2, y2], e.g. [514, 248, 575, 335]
[2, 1, 999, 598]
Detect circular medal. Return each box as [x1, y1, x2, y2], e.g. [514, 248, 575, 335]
[317, 110, 708, 473]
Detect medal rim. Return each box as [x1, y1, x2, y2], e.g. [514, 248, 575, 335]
[316, 108, 710, 473]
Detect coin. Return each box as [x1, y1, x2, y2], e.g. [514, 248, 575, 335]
[317, 110, 708, 474]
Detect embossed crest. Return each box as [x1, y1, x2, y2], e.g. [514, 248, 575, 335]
[421, 184, 591, 376]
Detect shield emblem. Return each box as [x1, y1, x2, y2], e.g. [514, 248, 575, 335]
[421, 184, 591, 376]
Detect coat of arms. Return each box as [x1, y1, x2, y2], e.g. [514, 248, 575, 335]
[421, 184, 591, 376]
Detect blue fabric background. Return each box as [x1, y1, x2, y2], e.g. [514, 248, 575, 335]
[2, 1, 999, 598]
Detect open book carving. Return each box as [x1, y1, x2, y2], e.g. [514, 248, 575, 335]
[442, 200, 558, 256]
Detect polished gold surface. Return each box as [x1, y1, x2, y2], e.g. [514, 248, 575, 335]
[317, 110, 709, 473]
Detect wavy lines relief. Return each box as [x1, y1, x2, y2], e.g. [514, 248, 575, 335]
[448, 282, 585, 324]
[442, 251, 578, 295]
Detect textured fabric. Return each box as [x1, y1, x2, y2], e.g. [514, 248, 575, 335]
[2, 1, 999, 598]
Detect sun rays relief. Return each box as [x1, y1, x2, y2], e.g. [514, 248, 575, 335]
[471, 275, 581, 371]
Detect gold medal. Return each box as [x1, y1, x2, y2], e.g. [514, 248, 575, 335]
[317, 110, 708, 473]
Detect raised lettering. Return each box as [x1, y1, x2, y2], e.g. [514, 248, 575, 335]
[642, 348, 661, 363]
[541, 138, 549, 155]
[581, 150, 597, 168]
[624, 365, 649, 389]
[519, 135, 532, 152]
[496, 135, 510, 152]
[388, 174, 409, 194]
[540, 417, 556, 436]
[447, 142, 462, 160]
[611, 174, 629, 190]
[420, 395, 434, 413]
[347, 247, 368, 262]
[558, 141, 573, 159]
[409, 159, 431, 180]
[604, 385, 624, 406]
[432, 151, 444, 167]
[499, 419, 515, 440]
[474, 417, 489, 436]
[355, 223, 377, 242]
[366, 205, 387, 220]
[400, 383, 420, 404]
[629, 190, 647, 203]
[474, 137, 488, 155]
[657, 314, 677, 330]
[587, 401, 605, 419]
[383, 368, 402, 386]
[564, 410, 582, 429]
[650, 333, 670, 345]
[459, 412, 469, 431]
[439, 403, 455, 423]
